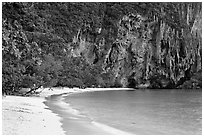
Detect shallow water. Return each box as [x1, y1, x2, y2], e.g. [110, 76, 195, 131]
[66, 89, 202, 135]
[44, 93, 129, 135]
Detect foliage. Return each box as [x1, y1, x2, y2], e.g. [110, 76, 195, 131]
[2, 2, 202, 95]
[37, 54, 63, 87]
[2, 18, 39, 94]
[57, 57, 101, 88]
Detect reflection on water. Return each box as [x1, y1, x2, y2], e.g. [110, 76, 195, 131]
[66, 89, 202, 135]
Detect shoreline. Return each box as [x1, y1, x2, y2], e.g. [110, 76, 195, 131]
[2, 87, 69, 135]
[44, 90, 133, 135]
[2, 87, 134, 135]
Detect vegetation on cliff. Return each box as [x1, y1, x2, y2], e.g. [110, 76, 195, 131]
[2, 2, 202, 95]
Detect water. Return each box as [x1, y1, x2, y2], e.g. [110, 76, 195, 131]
[65, 89, 202, 135]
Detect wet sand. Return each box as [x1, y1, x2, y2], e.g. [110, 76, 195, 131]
[44, 93, 132, 135]
[2, 87, 134, 135]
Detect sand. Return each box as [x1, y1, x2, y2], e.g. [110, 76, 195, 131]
[2, 88, 71, 135]
[2, 87, 134, 135]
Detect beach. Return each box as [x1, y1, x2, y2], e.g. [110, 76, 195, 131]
[2, 88, 69, 135]
[3, 87, 201, 135]
[2, 87, 133, 135]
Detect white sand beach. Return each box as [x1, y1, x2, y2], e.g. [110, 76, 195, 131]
[2, 88, 70, 135]
[2, 87, 134, 135]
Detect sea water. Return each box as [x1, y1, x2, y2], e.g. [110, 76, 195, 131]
[65, 89, 202, 135]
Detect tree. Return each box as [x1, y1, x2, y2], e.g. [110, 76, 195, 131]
[37, 54, 63, 88]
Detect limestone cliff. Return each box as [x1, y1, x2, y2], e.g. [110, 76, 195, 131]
[71, 3, 202, 88]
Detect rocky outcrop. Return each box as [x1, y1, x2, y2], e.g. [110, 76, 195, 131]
[67, 3, 202, 89]
[3, 2, 201, 93]
[101, 4, 202, 88]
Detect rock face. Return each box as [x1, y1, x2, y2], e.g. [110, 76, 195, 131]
[102, 14, 151, 87]
[3, 3, 201, 92]
[71, 3, 202, 89]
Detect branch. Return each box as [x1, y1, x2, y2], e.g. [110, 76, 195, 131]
[23, 85, 42, 96]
